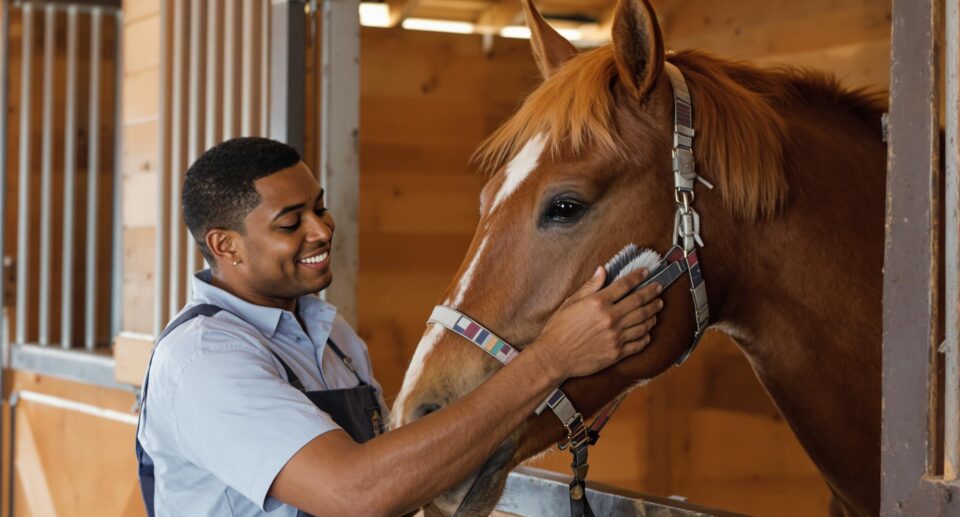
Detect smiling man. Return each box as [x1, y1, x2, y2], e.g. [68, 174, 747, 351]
[135, 137, 663, 517]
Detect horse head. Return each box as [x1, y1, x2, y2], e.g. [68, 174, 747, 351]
[391, 0, 796, 514]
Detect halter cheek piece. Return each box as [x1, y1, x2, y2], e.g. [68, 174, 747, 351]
[426, 62, 711, 517]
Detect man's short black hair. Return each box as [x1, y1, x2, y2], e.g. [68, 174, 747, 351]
[182, 137, 301, 263]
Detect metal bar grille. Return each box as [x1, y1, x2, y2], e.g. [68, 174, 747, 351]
[2, 0, 122, 353]
[945, 0, 960, 483]
[155, 0, 271, 327]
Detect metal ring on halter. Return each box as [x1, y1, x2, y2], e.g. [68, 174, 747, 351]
[674, 189, 695, 206]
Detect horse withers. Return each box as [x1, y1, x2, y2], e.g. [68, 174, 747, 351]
[391, 1, 886, 515]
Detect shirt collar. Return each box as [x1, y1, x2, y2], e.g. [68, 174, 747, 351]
[191, 270, 337, 338]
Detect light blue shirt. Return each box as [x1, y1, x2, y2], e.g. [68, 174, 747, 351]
[137, 271, 387, 516]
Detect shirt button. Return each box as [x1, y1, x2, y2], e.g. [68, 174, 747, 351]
[282, 313, 289, 319]
[295, 336, 302, 342]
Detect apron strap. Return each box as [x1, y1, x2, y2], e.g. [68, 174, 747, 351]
[324, 339, 367, 386]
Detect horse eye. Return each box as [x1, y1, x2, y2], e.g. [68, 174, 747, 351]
[545, 198, 586, 223]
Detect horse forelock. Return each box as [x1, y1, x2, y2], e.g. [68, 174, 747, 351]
[475, 45, 885, 221]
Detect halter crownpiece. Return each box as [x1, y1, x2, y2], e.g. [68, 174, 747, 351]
[425, 61, 710, 517]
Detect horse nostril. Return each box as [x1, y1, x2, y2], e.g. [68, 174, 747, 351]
[415, 403, 442, 420]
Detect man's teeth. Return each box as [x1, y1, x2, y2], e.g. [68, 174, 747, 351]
[299, 252, 328, 264]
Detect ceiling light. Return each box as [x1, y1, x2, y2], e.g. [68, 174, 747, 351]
[402, 18, 475, 34]
[359, 2, 391, 28]
[499, 25, 583, 41]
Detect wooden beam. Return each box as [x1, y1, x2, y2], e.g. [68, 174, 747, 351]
[475, 0, 522, 34]
[387, 0, 421, 27]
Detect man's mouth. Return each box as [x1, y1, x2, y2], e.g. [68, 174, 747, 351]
[296, 251, 329, 268]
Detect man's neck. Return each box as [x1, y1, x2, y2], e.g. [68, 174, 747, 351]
[209, 269, 298, 312]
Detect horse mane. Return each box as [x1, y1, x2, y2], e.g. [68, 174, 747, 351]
[474, 47, 886, 220]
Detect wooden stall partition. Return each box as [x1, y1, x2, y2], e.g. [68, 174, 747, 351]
[1, 371, 142, 517]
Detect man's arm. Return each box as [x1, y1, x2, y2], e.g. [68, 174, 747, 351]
[270, 267, 662, 516]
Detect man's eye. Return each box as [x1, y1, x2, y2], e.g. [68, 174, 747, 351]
[315, 207, 327, 216]
[280, 220, 301, 231]
[545, 198, 587, 223]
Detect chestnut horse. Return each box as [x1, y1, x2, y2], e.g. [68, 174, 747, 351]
[392, 0, 885, 515]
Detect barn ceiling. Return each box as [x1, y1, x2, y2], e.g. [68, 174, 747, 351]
[362, 0, 622, 43]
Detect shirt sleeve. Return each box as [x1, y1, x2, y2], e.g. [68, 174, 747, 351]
[171, 336, 341, 510]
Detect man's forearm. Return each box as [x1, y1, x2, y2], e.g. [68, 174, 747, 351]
[353, 344, 563, 515]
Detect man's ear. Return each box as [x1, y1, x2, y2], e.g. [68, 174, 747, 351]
[206, 229, 242, 266]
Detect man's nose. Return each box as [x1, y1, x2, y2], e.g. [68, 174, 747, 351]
[304, 213, 332, 242]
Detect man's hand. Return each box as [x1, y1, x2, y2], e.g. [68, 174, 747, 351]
[531, 267, 662, 380]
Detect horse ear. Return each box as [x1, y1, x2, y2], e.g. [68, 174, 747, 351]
[611, 0, 665, 97]
[522, 0, 578, 78]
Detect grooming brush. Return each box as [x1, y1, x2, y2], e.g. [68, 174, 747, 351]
[602, 244, 664, 289]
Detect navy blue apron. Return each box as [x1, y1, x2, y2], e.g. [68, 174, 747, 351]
[136, 304, 385, 517]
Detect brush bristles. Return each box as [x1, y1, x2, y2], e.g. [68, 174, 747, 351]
[603, 244, 663, 288]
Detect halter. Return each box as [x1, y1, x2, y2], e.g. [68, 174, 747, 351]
[426, 62, 710, 517]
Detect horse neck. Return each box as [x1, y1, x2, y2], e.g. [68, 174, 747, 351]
[696, 110, 884, 515]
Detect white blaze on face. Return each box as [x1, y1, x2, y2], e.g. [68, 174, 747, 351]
[447, 235, 489, 309]
[489, 133, 546, 213]
[393, 324, 444, 426]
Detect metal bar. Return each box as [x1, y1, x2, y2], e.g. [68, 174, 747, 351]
[168, 0, 187, 320]
[15, 0, 121, 8]
[319, 0, 359, 325]
[38, 4, 55, 346]
[260, 0, 269, 137]
[10, 345, 134, 391]
[269, 0, 305, 153]
[241, 0, 260, 136]
[882, 0, 944, 513]
[16, 3, 34, 345]
[1, 0, 13, 364]
[61, 6, 78, 349]
[0, 4, 12, 499]
[85, 8, 102, 350]
[945, 0, 960, 482]
[154, 0, 172, 337]
[110, 9, 124, 340]
[498, 467, 744, 517]
[204, 0, 221, 149]
[223, 0, 239, 139]
[186, 0, 205, 297]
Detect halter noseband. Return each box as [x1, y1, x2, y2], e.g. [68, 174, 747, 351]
[425, 62, 710, 516]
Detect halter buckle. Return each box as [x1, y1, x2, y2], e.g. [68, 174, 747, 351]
[558, 413, 589, 451]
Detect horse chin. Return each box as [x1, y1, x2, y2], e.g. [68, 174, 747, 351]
[427, 438, 516, 517]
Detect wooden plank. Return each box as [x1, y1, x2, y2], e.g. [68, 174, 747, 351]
[664, 3, 891, 59]
[122, 68, 160, 124]
[387, 0, 422, 26]
[123, 15, 160, 75]
[113, 332, 153, 385]
[752, 39, 891, 91]
[122, 119, 158, 175]
[122, 170, 157, 228]
[124, 0, 161, 24]
[13, 406, 57, 517]
[882, 0, 944, 514]
[123, 227, 155, 334]
[475, 0, 522, 33]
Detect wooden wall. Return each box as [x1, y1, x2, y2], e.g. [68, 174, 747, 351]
[108, 1, 892, 516]
[1, 372, 141, 517]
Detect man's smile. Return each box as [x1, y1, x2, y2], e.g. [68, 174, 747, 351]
[297, 250, 330, 269]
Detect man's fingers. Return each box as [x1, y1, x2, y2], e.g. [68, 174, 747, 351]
[618, 298, 663, 328]
[620, 316, 657, 344]
[621, 335, 652, 357]
[598, 268, 650, 302]
[612, 282, 662, 319]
